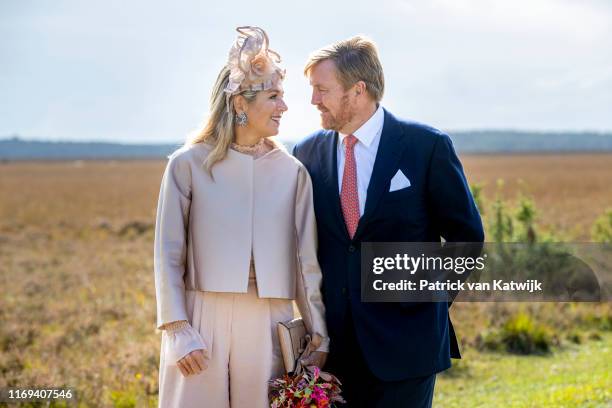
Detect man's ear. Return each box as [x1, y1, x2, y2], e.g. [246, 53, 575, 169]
[354, 81, 367, 97]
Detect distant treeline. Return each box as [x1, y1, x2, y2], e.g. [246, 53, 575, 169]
[0, 137, 183, 160]
[1, 131, 612, 160]
[450, 130, 612, 154]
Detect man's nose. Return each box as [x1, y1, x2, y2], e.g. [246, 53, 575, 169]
[311, 89, 320, 105]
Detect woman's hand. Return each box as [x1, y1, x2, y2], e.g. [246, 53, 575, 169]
[177, 349, 208, 377]
[300, 333, 328, 369]
[161, 320, 209, 376]
[301, 350, 328, 369]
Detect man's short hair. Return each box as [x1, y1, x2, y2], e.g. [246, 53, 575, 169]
[304, 35, 385, 102]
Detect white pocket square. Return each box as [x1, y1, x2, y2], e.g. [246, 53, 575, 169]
[389, 170, 411, 192]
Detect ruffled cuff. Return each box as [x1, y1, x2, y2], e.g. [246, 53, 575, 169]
[162, 321, 208, 365]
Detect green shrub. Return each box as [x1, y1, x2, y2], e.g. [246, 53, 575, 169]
[583, 313, 612, 331]
[500, 312, 552, 354]
[490, 198, 514, 242]
[476, 329, 504, 352]
[591, 209, 612, 243]
[470, 183, 486, 216]
[514, 194, 537, 243]
[567, 332, 582, 344]
[588, 332, 603, 341]
[479, 312, 553, 355]
[486, 179, 542, 243]
[109, 390, 136, 408]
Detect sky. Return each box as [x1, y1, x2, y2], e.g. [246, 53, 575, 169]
[1, 0, 611, 144]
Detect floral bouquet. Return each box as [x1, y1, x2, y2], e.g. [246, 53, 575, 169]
[269, 365, 345, 407]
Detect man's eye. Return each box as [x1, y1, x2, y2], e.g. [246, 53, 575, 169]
[270, 94, 277, 99]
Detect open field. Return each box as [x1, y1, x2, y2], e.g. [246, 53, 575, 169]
[0, 154, 611, 406]
[436, 333, 611, 407]
[1, 153, 610, 236]
[461, 154, 612, 239]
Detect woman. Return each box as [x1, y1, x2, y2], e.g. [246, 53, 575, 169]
[154, 26, 329, 407]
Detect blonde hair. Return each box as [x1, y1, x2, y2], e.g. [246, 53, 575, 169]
[187, 65, 258, 174]
[304, 35, 385, 102]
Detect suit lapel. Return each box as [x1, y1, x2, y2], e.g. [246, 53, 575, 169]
[354, 109, 409, 239]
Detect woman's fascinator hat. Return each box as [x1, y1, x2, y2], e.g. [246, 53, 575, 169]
[224, 26, 285, 95]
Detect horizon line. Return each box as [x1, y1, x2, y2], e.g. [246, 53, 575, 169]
[3, 128, 612, 146]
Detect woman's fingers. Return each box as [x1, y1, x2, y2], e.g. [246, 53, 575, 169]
[177, 359, 191, 377]
[188, 353, 203, 372]
[184, 354, 200, 374]
[192, 350, 208, 371]
[301, 351, 328, 369]
[310, 333, 322, 349]
[177, 349, 208, 377]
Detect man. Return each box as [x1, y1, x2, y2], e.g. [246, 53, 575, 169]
[293, 36, 484, 407]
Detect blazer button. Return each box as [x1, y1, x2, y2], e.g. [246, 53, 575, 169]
[342, 287, 347, 294]
[348, 245, 356, 252]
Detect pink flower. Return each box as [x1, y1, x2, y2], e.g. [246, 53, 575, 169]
[250, 53, 270, 76]
[312, 387, 330, 406]
[311, 366, 321, 381]
[224, 26, 284, 94]
[270, 367, 344, 407]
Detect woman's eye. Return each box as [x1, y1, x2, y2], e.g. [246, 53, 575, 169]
[270, 94, 278, 99]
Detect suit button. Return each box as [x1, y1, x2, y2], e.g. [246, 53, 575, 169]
[348, 245, 356, 252]
[342, 287, 347, 294]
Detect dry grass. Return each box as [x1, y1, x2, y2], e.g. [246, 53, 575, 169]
[462, 153, 612, 238]
[0, 155, 610, 406]
[0, 160, 162, 407]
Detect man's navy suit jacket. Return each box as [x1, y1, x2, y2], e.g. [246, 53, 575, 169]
[293, 108, 485, 382]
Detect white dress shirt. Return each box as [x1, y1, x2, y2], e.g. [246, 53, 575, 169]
[337, 105, 384, 216]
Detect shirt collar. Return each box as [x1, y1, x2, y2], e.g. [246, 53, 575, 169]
[339, 104, 384, 148]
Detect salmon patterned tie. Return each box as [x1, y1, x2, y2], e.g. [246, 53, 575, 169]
[340, 134, 360, 238]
